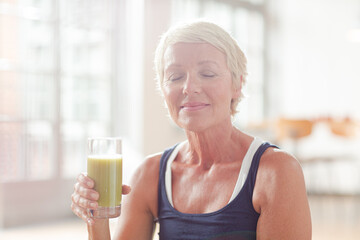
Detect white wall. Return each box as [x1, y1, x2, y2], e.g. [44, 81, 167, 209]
[267, 0, 360, 119]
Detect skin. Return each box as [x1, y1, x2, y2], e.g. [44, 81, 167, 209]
[71, 42, 312, 240]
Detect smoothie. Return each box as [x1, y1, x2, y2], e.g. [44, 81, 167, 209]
[87, 154, 122, 207]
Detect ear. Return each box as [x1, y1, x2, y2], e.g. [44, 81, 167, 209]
[231, 75, 242, 99]
[232, 86, 241, 99]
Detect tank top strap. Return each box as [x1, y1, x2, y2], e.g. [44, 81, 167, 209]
[158, 143, 179, 213]
[228, 137, 264, 203]
[158, 144, 178, 183]
[247, 142, 279, 197]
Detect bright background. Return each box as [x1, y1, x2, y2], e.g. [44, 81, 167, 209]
[1, 0, 360, 239]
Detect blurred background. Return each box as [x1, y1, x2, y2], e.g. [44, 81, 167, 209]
[1, 0, 360, 239]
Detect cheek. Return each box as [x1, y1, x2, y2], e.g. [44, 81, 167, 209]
[212, 85, 233, 101]
[212, 88, 234, 113]
[162, 88, 179, 112]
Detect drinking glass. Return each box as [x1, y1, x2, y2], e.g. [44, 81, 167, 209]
[87, 137, 122, 218]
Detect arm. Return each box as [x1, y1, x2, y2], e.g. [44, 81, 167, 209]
[253, 149, 312, 240]
[87, 219, 111, 240]
[113, 154, 161, 240]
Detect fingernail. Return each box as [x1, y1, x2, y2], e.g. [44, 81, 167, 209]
[90, 202, 97, 208]
[91, 193, 98, 199]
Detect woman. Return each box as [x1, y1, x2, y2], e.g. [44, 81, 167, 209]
[71, 21, 312, 240]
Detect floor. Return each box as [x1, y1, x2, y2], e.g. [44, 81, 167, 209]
[1, 195, 359, 240]
[309, 195, 360, 240]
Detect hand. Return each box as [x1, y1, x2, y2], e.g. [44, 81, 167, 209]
[71, 173, 131, 225]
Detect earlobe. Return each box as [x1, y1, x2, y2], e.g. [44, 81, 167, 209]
[233, 86, 241, 99]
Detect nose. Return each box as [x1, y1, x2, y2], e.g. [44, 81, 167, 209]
[183, 73, 201, 95]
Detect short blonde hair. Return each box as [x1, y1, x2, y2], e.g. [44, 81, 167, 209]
[154, 20, 248, 115]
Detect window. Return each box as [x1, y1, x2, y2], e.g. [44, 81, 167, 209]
[0, 0, 115, 181]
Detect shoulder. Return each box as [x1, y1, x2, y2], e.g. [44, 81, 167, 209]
[131, 152, 163, 186]
[252, 147, 312, 239]
[253, 148, 311, 240]
[143, 152, 163, 169]
[253, 147, 306, 212]
[260, 147, 303, 176]
[132, 144, 178, 185]
[123, 152, 163, 219]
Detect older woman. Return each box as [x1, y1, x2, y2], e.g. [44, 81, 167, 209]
[71, 21, 312, 240]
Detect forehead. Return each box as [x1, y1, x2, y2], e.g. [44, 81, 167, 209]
[163, 42, 227, 69]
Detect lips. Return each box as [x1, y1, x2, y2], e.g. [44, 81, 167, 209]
[180, 102, 210, 111]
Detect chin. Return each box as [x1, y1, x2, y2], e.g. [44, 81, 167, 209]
[178, 120, 211, 133]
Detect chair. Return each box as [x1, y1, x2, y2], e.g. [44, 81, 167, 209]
[275, 118, 314, 157]
[276, 118, 313, 139]
[328, 118, 359, 138]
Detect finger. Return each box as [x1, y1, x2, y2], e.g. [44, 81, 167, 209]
[72, 192, 98, 210]
[79, 197, 98, 210]
[80, 208, 92, 224]
[75, 182, 99, 200]
[77, 173, 95, 188]
[71, 192, 80, 205]
[122, 185, 131, 195]
[71, 191, 94, 209]
[71, 202, 89, 223]
[71, 195, 97, 226]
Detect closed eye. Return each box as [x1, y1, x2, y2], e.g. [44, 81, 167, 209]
[169, 74, 184, 81]
[167, 72, 185, 82]
[202, 74, 215, 78]
[200, 71, 216, 78]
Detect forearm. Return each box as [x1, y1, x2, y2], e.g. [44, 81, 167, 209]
[87, 219, 111, 240]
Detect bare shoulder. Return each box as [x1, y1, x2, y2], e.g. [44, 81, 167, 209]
[253, 147, 307, 212]
[260, 147, 303, 176]
[124, 152, 163, 217]
[134, 152, 162, 181]
[253, 147, 312, 239]
[129, 152, 162, 196]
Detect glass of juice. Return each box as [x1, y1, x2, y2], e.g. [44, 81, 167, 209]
[87, 137, 122, 218]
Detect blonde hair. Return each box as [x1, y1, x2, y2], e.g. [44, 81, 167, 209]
[154, 20, 248, 115]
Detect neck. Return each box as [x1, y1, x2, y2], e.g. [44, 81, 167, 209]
[184, 120, 244, 169]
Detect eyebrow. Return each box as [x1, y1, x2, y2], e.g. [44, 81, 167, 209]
[165, 60, 219, 69]
[164, 60, 221, 73]
[198, 60, 220, 66]
[164, 64, 181, 73]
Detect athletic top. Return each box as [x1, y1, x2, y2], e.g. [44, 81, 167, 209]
[157, 138, 277, 240]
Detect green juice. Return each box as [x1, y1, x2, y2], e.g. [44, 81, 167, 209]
[87, 155, 122, 207]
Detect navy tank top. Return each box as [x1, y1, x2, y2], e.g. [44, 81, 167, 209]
[157, 142, 276, 240]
